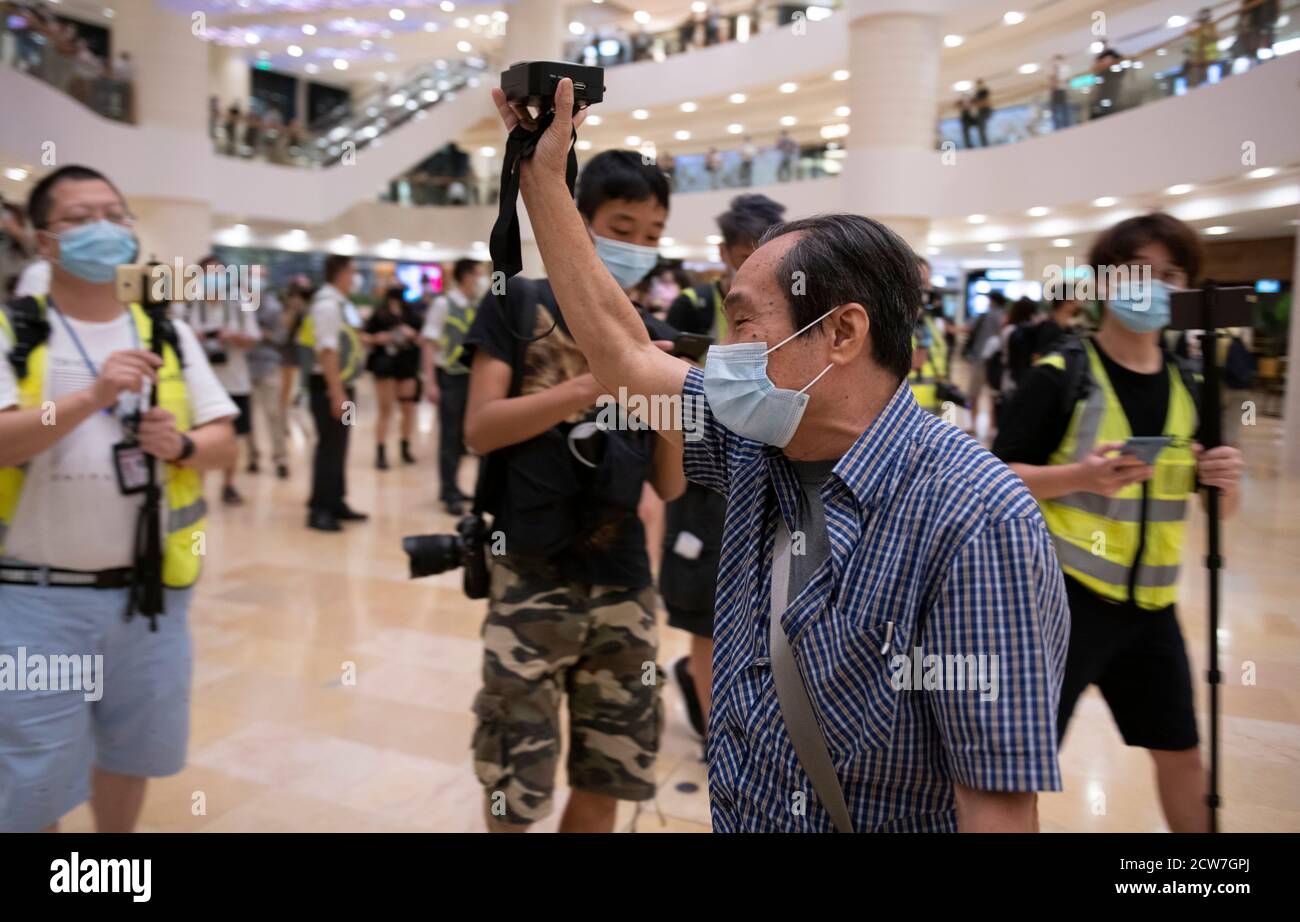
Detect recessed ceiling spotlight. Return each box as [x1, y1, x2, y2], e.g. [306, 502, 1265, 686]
[1052, 238, 1072, 247]
[632, 109, 649, 120]
[1166, 183, 1194, 195]
[987, 242, 1005, 252]
[705, 234, 723, 245]
[388, 8, 404, 21]
[953, 80, 972, 92]
[943, 34, 964, 47]
[727, 123, 744, 134]
[729, 93, 746, 104]
[779, 82, 797, 93]
[625, 135, 641, 146]
[780, 115, 797, 126]
[1093, 196, 1117, 207]
[679, 101, 697, 113]
[1018, 62, 1039, 75]
[586, 114, 601, 126]
[569, 21, 585, 35]
[1247, 167, 1278, 179]
[287, 45, 303, 57]
[1204, 225, 1232, 235]
[576, 139, 592, 150]
[1003, 11, 1025, 26]
[967, 214, 986, 224]
[633, 10, 650, 25]
[834, 105, 850, 117]
[831, 69, 849, 81]
[1026, 206, 1050, 217]
[333, 58, 348, 70]
[1166, 15, 1188, 28]
[675, 129, 691, 140]
[302, 24, 316, 35]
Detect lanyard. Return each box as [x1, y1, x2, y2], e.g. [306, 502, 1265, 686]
[48, 301, 141, 415]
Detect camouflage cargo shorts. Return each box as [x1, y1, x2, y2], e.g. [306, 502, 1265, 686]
[471, 553, 663, 826]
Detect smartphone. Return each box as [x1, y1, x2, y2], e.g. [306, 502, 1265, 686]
[1119, 436, 1171, 465]
[671, 333, 713, 362]
[114, 263, 146, 304]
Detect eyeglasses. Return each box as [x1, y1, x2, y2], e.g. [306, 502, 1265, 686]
[47, 209, 136, 232]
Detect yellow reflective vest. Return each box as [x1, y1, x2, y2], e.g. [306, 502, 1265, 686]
[296, 310, 362, 385]
[1037, 339, 1199, 610]
[908, 317, 945, 412]
[0, 298, 208, 587]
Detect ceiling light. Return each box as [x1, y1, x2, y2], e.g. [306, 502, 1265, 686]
[474, 13, 489, 25]
[705, 234, 723, 245]
[691, 1, 707, 12]
[569, 21, 585, 35]
[953, 80, 972, 92]
[287, 45, 303, 57]
[456, 41, 472, 53]
[987, 242, 1005, 252]
[1026, 205, 1049, 217]
[333, 58, 348, 70]
[1003, 11, 1025, 26]
[4, 167, 29, 181]
[679, 101, 697, 113]
[586, 114, 601, 126]
[1093, 196, 1116, 207]
[633, 10, 650, 25]
[1018, 62, 1039, 75]
[727, 124, 744, 134]
[1204, 226, 1232, 235]
[834, 105, 850, 117]
[1089, 40, 1104, 53]
[729, 93, 746, 104]
[1247, 167, 1278, 179]
[632, 109, 649, 120]
[625, 135, 641, 146]
[302, 24, 316, 36]
[454, 18, 469, 28]
[831, 69, 849, 81]
[479, 146, 496, 157]
[244, 31, 259, 44]
[943, 34, 964, 48]
[660, 236, 675, 246]
[1166, 15, 1188, 28]
[967, 214, 986, 224]
[423, 22, 437, 32]
[674, 129, 691, 141]
[1166, 183, 1194, 195]
[779, 82, 797, 93]
[388, 8, 404, 20]
[440, 0, 454, 9]
[576, 139, 592, 151]
[780, 115, 797, 126]
[305, 63, 319, 74]
[1052, 238, 1072, 247]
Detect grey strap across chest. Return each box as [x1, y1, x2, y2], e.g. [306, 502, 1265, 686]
[770, 521, 855, 833]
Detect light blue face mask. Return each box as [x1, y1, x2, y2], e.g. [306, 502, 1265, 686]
[1108, 277, 1172, 333]
[594, 234, 659, 290]
[55, 220, 139, 284]
[702, 306, 837, 447]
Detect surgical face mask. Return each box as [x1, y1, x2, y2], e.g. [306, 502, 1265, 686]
[593, 234, 658, 290]
[53, 220, 138, 284]
[702, 306, 837, 447]
[1108, 278, 1172, 333]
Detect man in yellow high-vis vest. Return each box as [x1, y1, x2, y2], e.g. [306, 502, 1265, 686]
[994, 213, 1243, 832]
[0, 166, 237, 832]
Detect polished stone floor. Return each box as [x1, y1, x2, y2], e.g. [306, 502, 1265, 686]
[56, 379, 1300, 832]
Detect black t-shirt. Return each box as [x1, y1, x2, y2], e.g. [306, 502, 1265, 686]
[993, 338, 1200, 466]
[462, 279, 678, 589]
[666, 283, 721, 337]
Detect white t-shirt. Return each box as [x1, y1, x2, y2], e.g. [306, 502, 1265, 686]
[14, 259, 50, 298]
[308, 283, 360, 375]
[182, 299, 257, 396]
[0, 309, 237, 571]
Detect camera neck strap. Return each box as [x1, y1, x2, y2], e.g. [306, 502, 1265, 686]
[489, 111, 578, 281]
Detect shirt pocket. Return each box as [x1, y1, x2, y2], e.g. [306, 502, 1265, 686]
[795, 600, 902, 760]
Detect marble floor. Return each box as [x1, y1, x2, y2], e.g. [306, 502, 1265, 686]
[57, 381, 1300, 833]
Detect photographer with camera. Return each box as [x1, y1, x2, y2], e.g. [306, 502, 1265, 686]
[460, 150, 685, 832]
[180, 254, 260, 505]
[0, 165, 238, 832]
[661, 193, 785, 744]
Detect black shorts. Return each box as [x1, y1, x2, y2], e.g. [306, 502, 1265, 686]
[230, 393, 252, 436]
[665, 603, 714, 639]
[1057, 576, 1198, 751]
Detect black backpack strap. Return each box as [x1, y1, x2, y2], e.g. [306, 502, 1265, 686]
[1057, 335, 1092, 419]
[2, 296, 50, 381]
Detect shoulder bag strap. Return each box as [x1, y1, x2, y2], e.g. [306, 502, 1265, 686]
[769, 520, 855, 833]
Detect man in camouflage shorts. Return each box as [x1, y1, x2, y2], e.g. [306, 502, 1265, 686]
[472, 553, 663, 830]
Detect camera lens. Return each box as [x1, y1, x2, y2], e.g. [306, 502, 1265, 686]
[401, 533, 465, 579]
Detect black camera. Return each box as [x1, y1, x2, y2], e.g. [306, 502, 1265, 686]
[402, 513, 491, 598]
[500, 60, 605, 114]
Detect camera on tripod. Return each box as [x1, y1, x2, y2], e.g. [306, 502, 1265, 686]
[401, 513, 491, 598]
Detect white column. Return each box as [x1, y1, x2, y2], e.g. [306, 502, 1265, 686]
[501, 0, 567, 65]
[208, 42, 251, 111]
[110, 0, 208, 134]
[842, 5, 941, 252]
[1282, 231, 1300, 478]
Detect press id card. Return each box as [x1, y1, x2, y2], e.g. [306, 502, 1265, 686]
[112, 441, 150, 495]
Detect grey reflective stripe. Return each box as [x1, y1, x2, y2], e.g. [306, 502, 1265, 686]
[168, 498, 207, 532]
[1052, 535, 1181, 588]
[1066, 372, 1107, 462]
[1052, 492, 1187, 523]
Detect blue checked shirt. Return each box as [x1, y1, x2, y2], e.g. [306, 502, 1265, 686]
[682, 367, 1070, 832]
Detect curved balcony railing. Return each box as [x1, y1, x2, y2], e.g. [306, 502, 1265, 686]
[938, 0, 1299, 149]
[1, 2, 135, 122]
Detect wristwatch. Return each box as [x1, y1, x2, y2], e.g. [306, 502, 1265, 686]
[172, 433, 196, 463]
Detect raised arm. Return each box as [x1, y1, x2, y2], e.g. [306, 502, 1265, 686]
[494, 79, 690, 446]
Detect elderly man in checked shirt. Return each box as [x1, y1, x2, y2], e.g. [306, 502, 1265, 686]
[489, 80, 1070, 833]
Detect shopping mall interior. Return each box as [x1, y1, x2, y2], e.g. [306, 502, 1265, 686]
[0, 0, 1297, 835]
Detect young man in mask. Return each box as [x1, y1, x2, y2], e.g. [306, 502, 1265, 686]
[488, 81, 1069, 833]
[462, 150, 685, 833]
[663, 193, 785, 743]
[0, 165, 238, 832]
[994, 213, 1243, 832]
